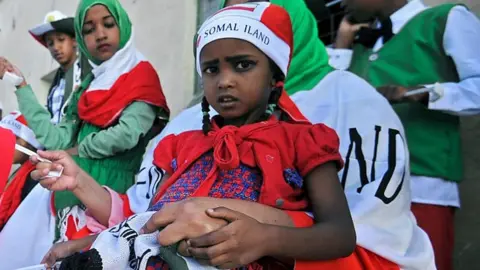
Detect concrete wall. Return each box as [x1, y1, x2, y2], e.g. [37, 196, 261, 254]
[0, 0, 198, 117]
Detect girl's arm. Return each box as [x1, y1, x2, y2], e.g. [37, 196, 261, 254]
[262, 162, 356, 260]
[187, 162, 356, 264]
[16, 85, 80, 150]
[31, 151, 112, 225]
[77, 102, 166, 159]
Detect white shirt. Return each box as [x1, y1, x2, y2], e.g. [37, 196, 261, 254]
[129, 71, 435, 270]
[328, 0, 480, 207]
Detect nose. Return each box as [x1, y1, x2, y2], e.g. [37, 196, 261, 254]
[217, 69, 235, 90]
[95, 26, 108, 43]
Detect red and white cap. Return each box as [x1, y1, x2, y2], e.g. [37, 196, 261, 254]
[195, 2, 293, 77]
[0, 111, 43, 150]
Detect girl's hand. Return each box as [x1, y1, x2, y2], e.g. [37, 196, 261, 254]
[187, 207, 269, 269]
[65, 146, 79, 156]
[41, 241, 79, 267]
[334, 17, 370, 49]
[41, 235, 98, 267]
[140, 198, 228, 248]
[0, 57, 27, 88]
[30, 150, 80, 192]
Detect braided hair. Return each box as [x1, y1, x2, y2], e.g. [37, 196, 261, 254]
[201, 60, 285, 135]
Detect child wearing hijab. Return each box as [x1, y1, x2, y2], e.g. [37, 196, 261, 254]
[0, 0, 169, 243]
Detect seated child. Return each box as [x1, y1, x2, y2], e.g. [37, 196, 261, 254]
[32, 3, 358, 269]
[0, 112, 44, 230]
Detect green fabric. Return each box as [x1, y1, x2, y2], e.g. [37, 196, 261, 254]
[218, 0, 333, 95]
[349, 3, 463, 182]
[74, 0, 132, 65]
[78, 102, 160, 159]
[16, 85, 80, 150]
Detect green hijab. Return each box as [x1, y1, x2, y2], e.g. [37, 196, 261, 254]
[64, 0, 132, 121]
[74, 0, 132, 65]
[219, 0, 333, 95]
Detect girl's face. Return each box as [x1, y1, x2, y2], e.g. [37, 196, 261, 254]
[82, 5, 120, 62]
[200, 39, 275, 125]
[44, 32, 77, 69]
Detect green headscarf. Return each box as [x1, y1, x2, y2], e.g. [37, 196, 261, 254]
[74, 0, 132, 65]
[219, 0, 333, 95]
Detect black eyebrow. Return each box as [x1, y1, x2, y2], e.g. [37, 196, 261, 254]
[84, 15, 114, 25]
[201, 54, 254, 67]
[201, 59, 219, 67]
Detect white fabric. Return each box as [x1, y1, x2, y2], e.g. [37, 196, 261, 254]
[48, 78, 66, 125]
[91, 212, 217, 270]
[60, 56, 82, 119]
[326, 0, 480, 207]
[0, 111, 43, 150]
[196, 3, 290, 76]
[29, 10, 68, 37]
[0, 185, 55, 269]
[131, 70, 434, 270]
[87, 30, 145, 92]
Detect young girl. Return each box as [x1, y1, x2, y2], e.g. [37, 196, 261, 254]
[33, 3, 357, 269]
[0, 0, 169, 243]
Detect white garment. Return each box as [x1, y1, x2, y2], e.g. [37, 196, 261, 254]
[48, 78, 65, 125]
[131, 70, 435, 270]
[327, 0, 480, 207]
[0, 185, 55, 270]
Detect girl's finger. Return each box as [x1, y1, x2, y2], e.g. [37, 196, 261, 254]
[31, 168, 50, 181]
[187, 240, 230, 260]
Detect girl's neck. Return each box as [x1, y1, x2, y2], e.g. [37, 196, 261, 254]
[377, 0, 408, 20]
[221, 107, 269, 128]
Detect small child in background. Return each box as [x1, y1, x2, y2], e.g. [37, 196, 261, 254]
[0, 112, 44, 230]
[29, 10, 90, 124]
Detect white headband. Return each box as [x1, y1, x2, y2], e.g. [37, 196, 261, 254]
[0, 112, 43, 150]
[195, 3, 292, 77]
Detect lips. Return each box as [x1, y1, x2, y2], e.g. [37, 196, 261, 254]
[97, 43, 111, 52]
[217, 94, 239, 108]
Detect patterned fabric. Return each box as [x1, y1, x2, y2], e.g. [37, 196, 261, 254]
[283, 168, 303, 189]
[149, 153, 262, 211]
[48, 78, 66, 124]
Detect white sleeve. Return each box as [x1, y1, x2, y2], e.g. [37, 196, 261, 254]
[326, 47, 354, 71]
[428, 6, 480, 116]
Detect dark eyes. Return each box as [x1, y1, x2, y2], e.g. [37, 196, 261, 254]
[82, 19, 117, 36]
[203, 60, 256, 75]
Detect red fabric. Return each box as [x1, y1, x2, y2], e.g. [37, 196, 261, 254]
[120, 193, 135, 218]
[0, 161, 35, 229]
[277, 212, 400, 270]
[411, 202, 454, 270]
[152, 115, 343, 211]
[77, 61, 170, 128]
[294, 246, 400, 270]
[0, 128, 16, 196]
